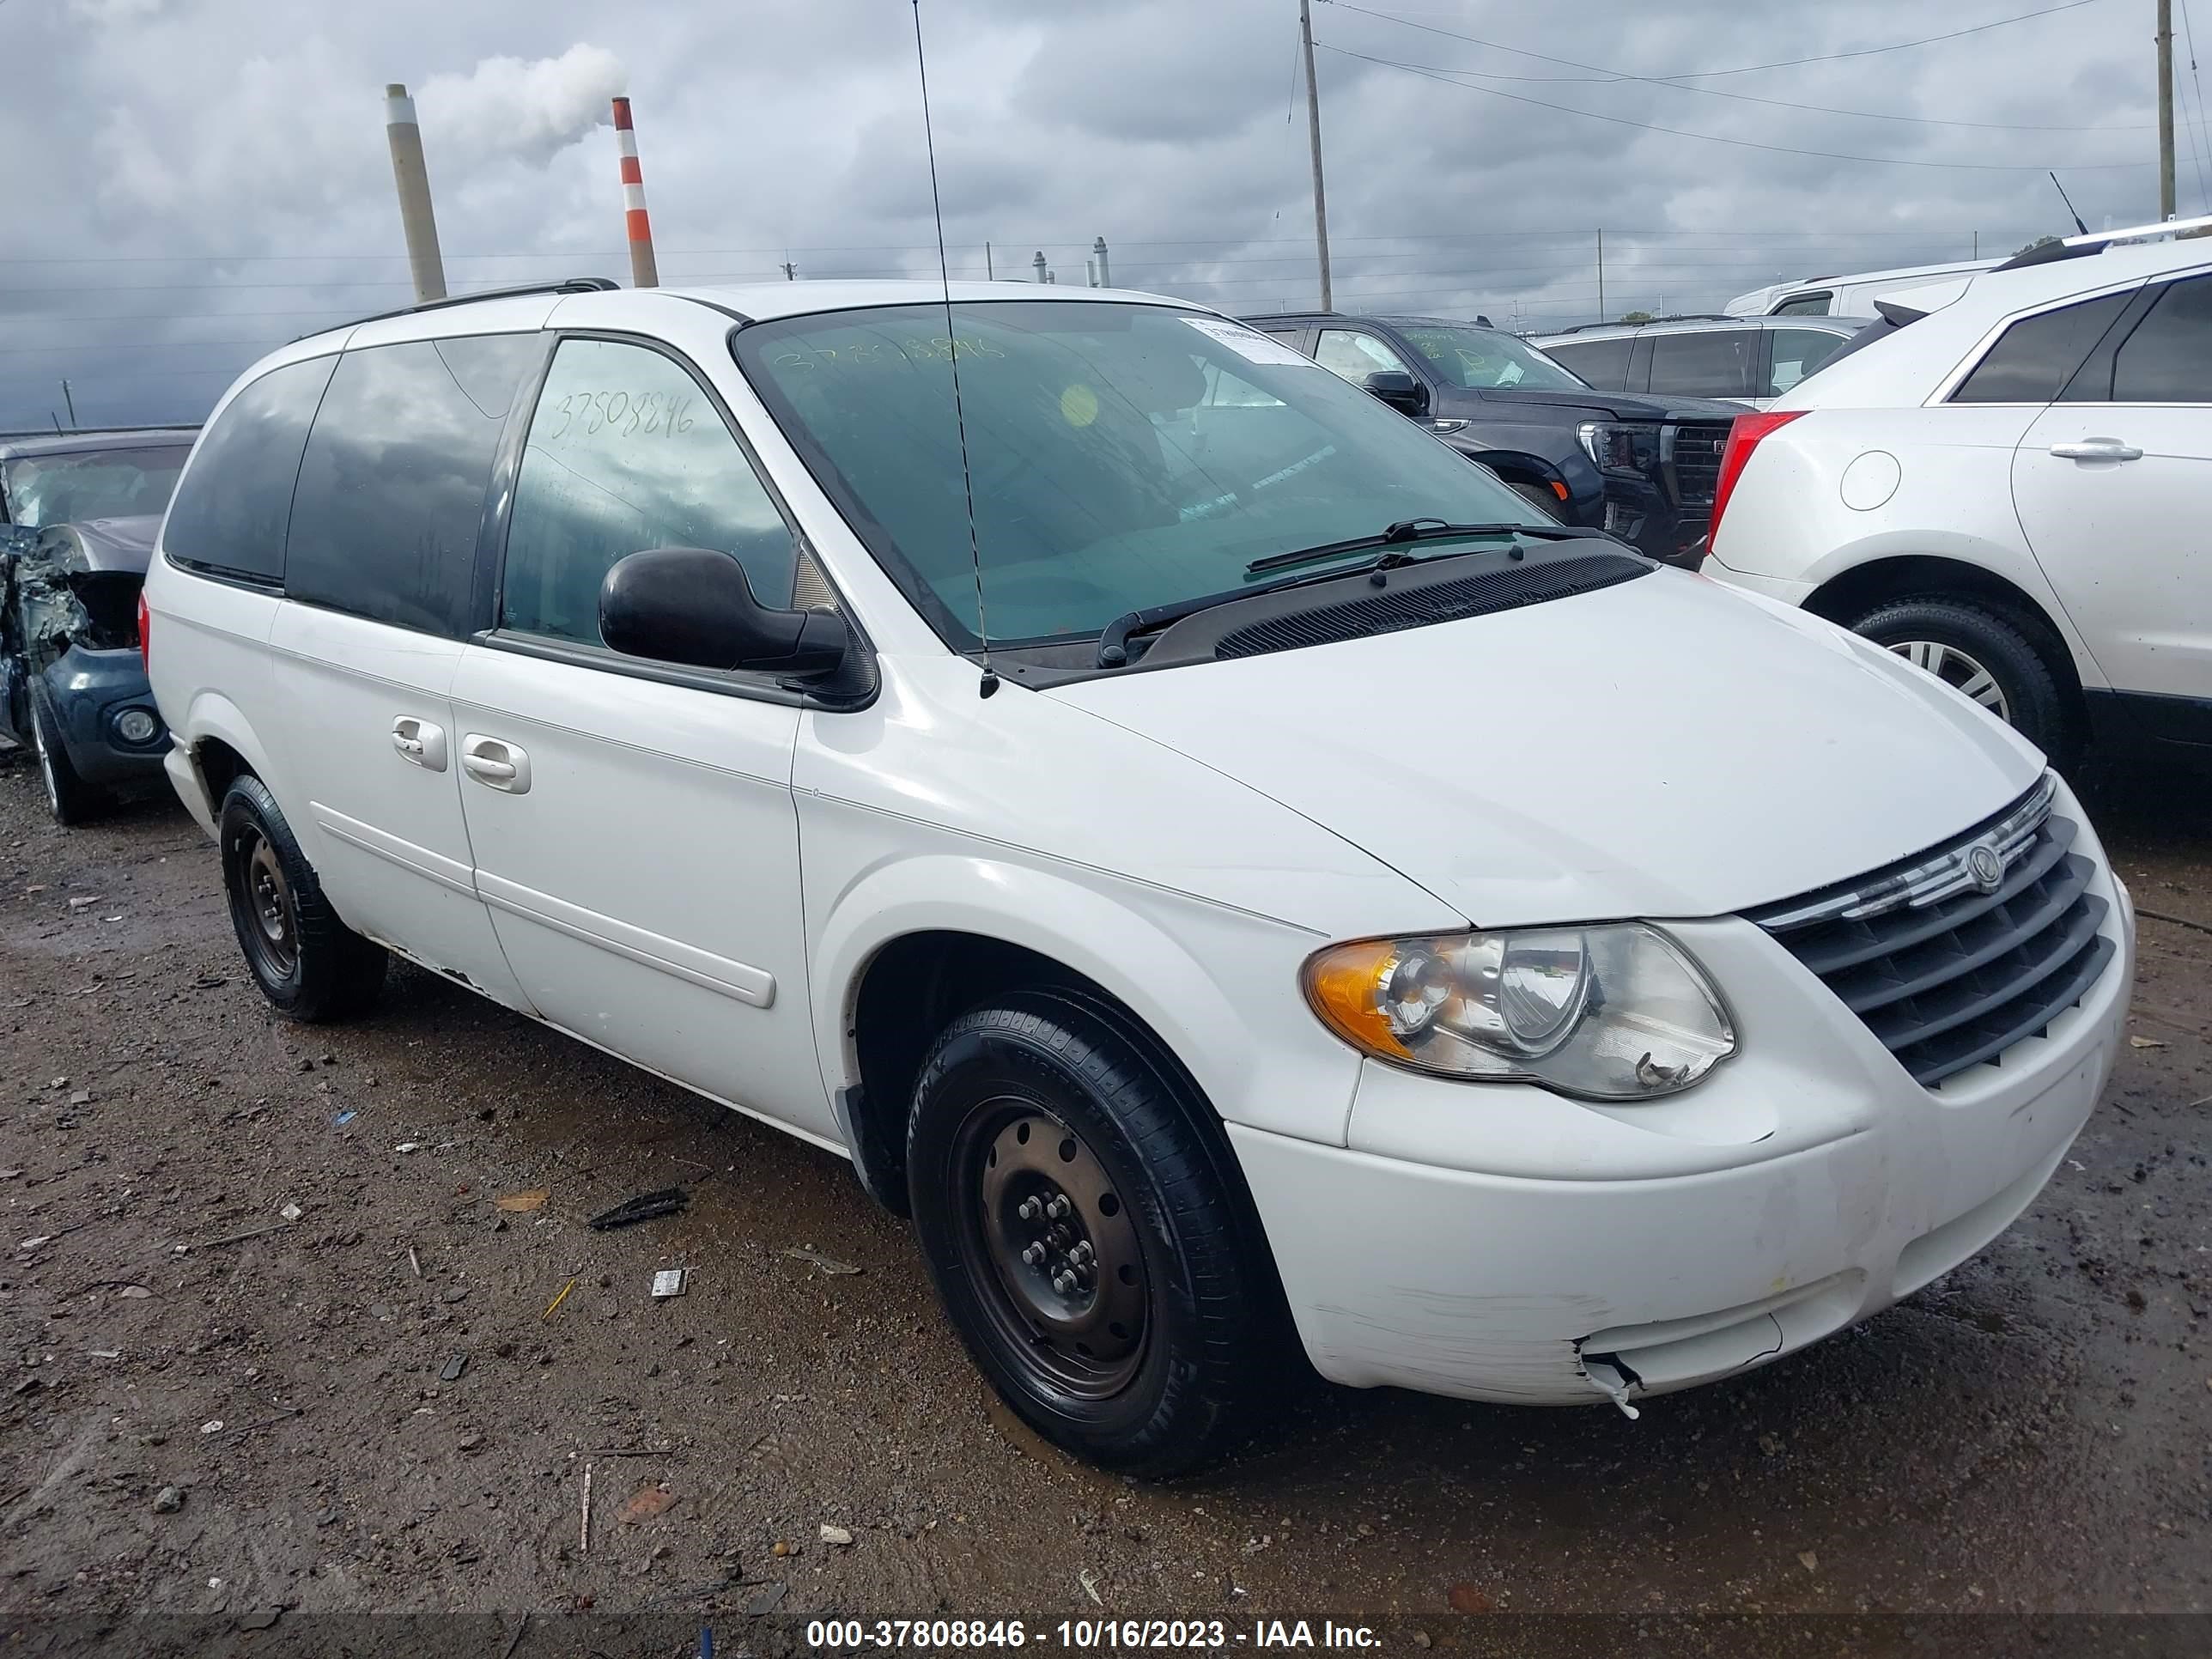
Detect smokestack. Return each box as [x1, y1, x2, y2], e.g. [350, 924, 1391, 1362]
[611, 96, 659, 289]
[384, 83, 447, 303]
[1092, 236, 1110, 289]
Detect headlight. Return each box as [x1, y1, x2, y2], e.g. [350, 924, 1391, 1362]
[1302, 923, 1735, 1100]
[1577, 420, 1660, 479]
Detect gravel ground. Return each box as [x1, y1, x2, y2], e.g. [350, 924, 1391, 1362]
[0, 756, 2205, 1650]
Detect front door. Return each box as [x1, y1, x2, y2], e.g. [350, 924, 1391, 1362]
[2012, 271, 2212, 732]
[451, 334, 830, 1137]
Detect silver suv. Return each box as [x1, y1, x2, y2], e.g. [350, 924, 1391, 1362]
[1531, 315, 1869, 410]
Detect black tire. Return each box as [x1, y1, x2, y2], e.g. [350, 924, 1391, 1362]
[27, 680, 106, 827]
[1506, 479, 1562, 520]
[1849, 596, 2080, 770]
[906, 990, 1282, 1477]
[217, 774, 386, 1021]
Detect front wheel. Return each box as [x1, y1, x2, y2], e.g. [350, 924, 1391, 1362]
[218, 775, 386, 1021]
[27, 682, 104, 827]
[1849, 596, 2079, 769]
[906, 992, 1283, 1477]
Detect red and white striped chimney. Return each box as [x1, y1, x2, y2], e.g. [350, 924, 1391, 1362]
[611, 96, 659, 289]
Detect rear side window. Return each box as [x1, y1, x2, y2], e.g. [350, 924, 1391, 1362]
[1952, 292, 2130, 404]
[2111, 274, 2212, 402]
[1648, 330, 1759, 399]
[1768, 328, 1847, 395]
[283, 335, 541, 637]
[1771, 293, 1832, 317]
[501, 337, 798, 648]
[161, 356, 337, 581]
[1543, 337, 1632, 390]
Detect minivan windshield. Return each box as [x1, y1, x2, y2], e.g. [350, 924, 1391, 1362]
[733, 301, 1544, 647]
[1, 446, 190, 529]
[1392, 325, 1587, 392]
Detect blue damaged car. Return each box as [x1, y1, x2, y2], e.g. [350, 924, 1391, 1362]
[1, 429, 195, 823]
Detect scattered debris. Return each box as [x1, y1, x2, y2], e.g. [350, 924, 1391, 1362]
[746, 1583, 788, 1618]
[69, 1090, 91, 1106]
[580, 1462, 593, 1555]
[1447, 1585, 1495, 1613]
[440, 1354, 468, 1383]
[782, 1246, 862, 1276]
[652, 1268, 688, 1299]
[458, 1431, 484, 1453]
[278, 1201, 303, 1223]
[202, 1221, 291, 1249]
[394, 1142, 422, 1154]
[2130, 1035, 2168, 1049]
[408, 1248, 423, 1279]
[588, 1188, 689, 1231]
[1798, 1550, 1820, 1572]
[771, 1540, 793, 1558]
[1079, 1568, 1104, 1606]
[115, 1285, 152, 1300]
[494, 1189, 549, 1213]
[542, 1278, 578, 1321]
[191, 975, 228, 989]
[151, 1486, 184, 1514]
[619, 1485, 676, 1525]
[331, 1110, 356, 1127]
[819, 1523, 854, 1547]
[1757, 1431, 1784, 1456]
[201, 1420, 224, 1435]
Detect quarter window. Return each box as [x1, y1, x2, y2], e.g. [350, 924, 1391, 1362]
[501, 338, 798, 648]
[1952, 292, 2130, 404]
[2111, 275, 2212, 402]
[284, 334, 541, 637]
[1314, 329, 1412, 383]
[161, 356, 337, 580]
[1648, 330, 1759, 399]
[1771, 293, 1833, 317]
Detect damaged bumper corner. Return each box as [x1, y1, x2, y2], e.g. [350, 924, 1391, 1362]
[3, 526, 167, 790]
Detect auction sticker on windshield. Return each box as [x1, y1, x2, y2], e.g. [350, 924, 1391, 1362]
[1180, 317, 1315, 368]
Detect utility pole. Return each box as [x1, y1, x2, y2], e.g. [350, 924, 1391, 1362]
[1596, 229, 1605, 322]
[985, 241, 994, 280]
[781, 262, 796, 281]
[1299, 0, 1333, 311]
[59, 380, 76, 429]
[383, 83, 447, 303]
[2159, 0, 2178, 218]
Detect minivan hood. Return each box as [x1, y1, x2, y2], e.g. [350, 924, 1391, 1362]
[1048, 571, 2042, 927]
[1447, 386, 1744, 423]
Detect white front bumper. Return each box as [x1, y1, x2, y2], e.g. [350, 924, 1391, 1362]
[1232, 805, 2134, 1408]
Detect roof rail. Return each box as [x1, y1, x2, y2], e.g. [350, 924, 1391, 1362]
[295, 276, 622, 341]
[1997, 212, 2212, 271]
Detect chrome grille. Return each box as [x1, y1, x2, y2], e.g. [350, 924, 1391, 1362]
[1746, 775, 2114, 1087]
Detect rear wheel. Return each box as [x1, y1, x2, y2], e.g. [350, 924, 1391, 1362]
[1850, 596, 2078, 769]
[218, 775, 386, 1021]
[27, 681, 104, 827]
[906, 992, 1282, 1476]
[1506, 479, 1562, 519]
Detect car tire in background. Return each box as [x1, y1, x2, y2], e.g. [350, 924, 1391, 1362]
[1850, 596, 2079, 771]
[217, 774, 387, 1021]
[27, 679, 105, 827]
[905, 989, 1285, 1477]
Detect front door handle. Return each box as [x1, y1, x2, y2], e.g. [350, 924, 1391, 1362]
[391, 716, 447, 772]
[460, 733, 531, 794]
[2048, 438, 2143, 461]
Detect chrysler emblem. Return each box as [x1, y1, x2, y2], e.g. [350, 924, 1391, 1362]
[1966, 842, 2004, 893]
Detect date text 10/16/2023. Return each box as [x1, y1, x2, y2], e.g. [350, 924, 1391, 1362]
[803, 1620, 1385, 1650]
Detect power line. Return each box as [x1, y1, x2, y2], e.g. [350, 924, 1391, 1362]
[1319, 43, 2155, 170]
[1320, 0, 2147, 131]
[2184, 0, 2212, 208]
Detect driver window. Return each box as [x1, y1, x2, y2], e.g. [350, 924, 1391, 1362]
[1314, 329, 1410, 384]
[502, 338, 799, 647]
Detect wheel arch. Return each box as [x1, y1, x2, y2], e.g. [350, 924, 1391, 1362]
[1802, 553, 2093, 700]
[179, 691, 278, 801]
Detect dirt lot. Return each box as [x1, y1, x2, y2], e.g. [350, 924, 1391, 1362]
[0, 756, 2206, 1650]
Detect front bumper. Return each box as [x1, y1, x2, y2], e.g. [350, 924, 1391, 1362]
[1232, 804, 2133, 1409]
[37, 647, 168, 788]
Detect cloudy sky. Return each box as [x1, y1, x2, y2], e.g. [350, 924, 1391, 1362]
[2, 0, 2204, 430]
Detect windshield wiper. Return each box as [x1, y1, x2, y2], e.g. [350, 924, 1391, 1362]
[1243, 518, 1610, 575]
[1095, 520, 1613, 668]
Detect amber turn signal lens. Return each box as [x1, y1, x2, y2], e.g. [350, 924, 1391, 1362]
[1302, 939, 1410, 1060]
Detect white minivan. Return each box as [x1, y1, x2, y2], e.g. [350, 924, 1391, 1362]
[144, 277, 2134, 1474]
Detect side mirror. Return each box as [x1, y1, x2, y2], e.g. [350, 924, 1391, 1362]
[1362, 369, 1427, 416]
[599, 548, 846, 678]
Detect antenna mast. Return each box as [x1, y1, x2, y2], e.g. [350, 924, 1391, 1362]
[910, 0, 997, 698]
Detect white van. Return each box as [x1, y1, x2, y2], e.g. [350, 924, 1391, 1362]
[143, 277, 2133, 1474]
[1726, 258, 2004, 319]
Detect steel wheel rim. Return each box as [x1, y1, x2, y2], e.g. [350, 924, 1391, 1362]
[1888, 638, 2010, 720]
[236, 828, 299, 978]
[954, 1096, 1150, 1401]
[32, 715, 61, 815]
